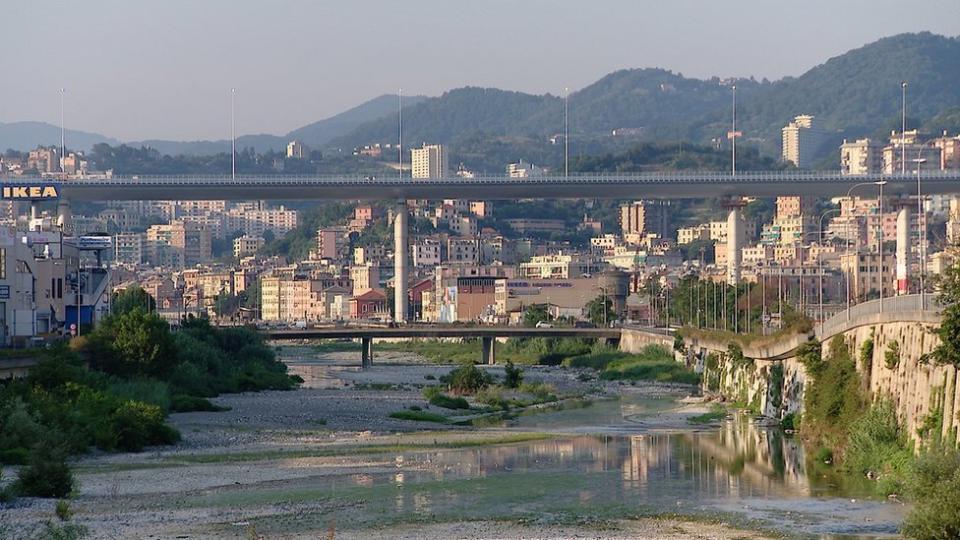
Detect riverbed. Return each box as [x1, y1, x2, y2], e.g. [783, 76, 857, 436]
[0, 346, 908, 539]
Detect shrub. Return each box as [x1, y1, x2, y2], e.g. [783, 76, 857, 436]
[844, 401, 912, 494]
[902, 448, 960, 539]
[474, 386, 508, 409]
[55, 499, 72, 521]
[519, 382, 557, 401]
[169, 394, 228, 412]
[15, 442, 74, 498]
[0, 397, 43, 463]
[599, 346, 699, 385]
[781, 413, 799, 431]
[443, 362, 493, 394]
[800, 337, 864, 451]
[108, 378, 171, 413]
[503, 361, 523, 389]
[422, 386, 442, 400]
[428, 393, 470, 410]
[859, 333, 875, 370]
[388, 410, 449, 423]
[884, 341, 901, 370]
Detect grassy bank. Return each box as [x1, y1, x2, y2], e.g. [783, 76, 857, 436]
[563, 345, 699, 385]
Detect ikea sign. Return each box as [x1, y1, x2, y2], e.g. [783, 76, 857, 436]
[1, 184, 61, 200]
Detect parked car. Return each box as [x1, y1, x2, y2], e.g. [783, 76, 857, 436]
[535, 321, 553, 328]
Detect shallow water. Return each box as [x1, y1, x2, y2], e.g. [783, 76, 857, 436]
[266, 351, 906, 538]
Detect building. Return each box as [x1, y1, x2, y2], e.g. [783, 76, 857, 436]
[840, 251, 894, 301]
[934, 133, 960, 170]
[316, 226, 349, 260]
[411, 143, 448, 179]
[840, 139, 882, 175]
[677, 225, 710, 245]
[447, 237, 480, 264]
[507, 160, 544, 178]
[412, 239, 441, 267]
[781, 115, 827, 169]
[114, 233, 144, 266]
[349, 289, 388, 319]
[233, 235, 264, 259]
[776, 196, 810, 220]
[27, 147, 60, 173]
[145, 220, 212, 267]
[882, 130, 942, 174]
[620, 201, 670, 240]
[260, 275, 323, 322]
[504, 218, 565, 234]
[350, 263, 381, 295]
[286, 140, 308, 159]
[519, 253, 602, 280]
[455, 276, 503, 322]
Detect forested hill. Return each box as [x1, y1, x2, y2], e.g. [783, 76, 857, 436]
[329, 33, 960, 162]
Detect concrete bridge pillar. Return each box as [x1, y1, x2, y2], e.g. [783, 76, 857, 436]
[394, 202, 408, 323]
[361, 337, 373, 368]
[481, 336, 496, 365]
[56, 199, 73, 235]
[725, 204, 744, 286]
[895, 203, 911, 295]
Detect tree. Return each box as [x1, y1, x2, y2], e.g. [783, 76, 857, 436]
[522, 304, 550, 327]
[586, 295, 615, 326]
[930, 257, 960, 367]
[112, 286, 156, 316]
[87, 309, 177, 377]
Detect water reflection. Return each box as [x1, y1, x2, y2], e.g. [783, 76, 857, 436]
[319, 413, 902, 537]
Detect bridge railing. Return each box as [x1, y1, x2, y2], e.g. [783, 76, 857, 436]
[6, 170, 957, 186]
[816, 293, 943, 340]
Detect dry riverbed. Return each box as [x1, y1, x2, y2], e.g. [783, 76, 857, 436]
[0, 348, 763, 539]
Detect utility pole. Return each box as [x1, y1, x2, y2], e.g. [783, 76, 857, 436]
[60, 88, 65, 173]
[901, 81, 907, 175]
[730, 85, 738, 176]
[231, 88, 236, 180]
[399, 88, 403, 180]
[564, 87, 569, 179]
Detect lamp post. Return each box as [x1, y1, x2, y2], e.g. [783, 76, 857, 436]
[843, 181, 881, 319]
[901, 81, 907, 175]
[913, 142, 936, 310]
[818, 209, 841, 328]
[878, 180, 887, 314]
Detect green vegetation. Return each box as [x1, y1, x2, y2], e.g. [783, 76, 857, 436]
[902, 448, 960, 540]
[503, 361, 524, 389]
[585, 345, 699, 385]
[585, 295, 615, 326]
[388, 410, 449, 424]
[442, 362, 494, 394]
[0, 289, 298, 499]
[884, 341, 901, 370]
[797, 337, 864, 455]
[687, 405, 726, 425]
[422, 387, 470, 410]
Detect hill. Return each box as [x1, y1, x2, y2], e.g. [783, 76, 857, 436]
[0, 121, 119, 152]
[287, 93, 427, 148]
[330, 33, 960, 168]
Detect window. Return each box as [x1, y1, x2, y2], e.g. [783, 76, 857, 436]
[0, 248, 5, 279]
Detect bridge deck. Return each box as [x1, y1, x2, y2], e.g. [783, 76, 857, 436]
[263, 326, 622, 340]
[6, 171, 960, 201]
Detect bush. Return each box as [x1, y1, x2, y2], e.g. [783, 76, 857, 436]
[519, 382, 557, 401]
[598, 346, 699, 385]
[0, 397, 43, 463]
[474, 386, 508, 409]
[845, 401, 912, 494]
[503, 361, 523, 389]
[428, 393, 470, 410]
[902, 448, 960, 539]
[109, 378, 171, 413]
[169, 394, 228, 412]
[800, 337, 864, 451]
[55, 499, 72, 521]
[388, 410, 449, 423]
[884, 341, 901, 370]
[443, 362, 493, 394]
[15, 442, 75, 498]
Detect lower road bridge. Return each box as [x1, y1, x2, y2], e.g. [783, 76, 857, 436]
[263, 326, 621, 367]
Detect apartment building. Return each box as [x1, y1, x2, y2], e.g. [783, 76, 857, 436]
[411, 144, 448, 179]
[782, 115, 827, 168]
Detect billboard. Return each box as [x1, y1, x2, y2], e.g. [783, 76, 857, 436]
[1, 184, 61, 201]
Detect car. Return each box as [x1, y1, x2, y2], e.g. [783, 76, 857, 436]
[535, 321, 553, 328]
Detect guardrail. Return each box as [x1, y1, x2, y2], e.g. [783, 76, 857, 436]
[816, 293, 943, 340]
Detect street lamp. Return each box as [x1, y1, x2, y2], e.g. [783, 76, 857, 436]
[913, 141, 937, 310]
[843, 181, 884, 319]
[818, 208, 841, 328]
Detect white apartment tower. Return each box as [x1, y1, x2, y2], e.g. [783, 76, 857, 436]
[782, 115, 826, 169]
[840, 139, 882, 175]
[411, 144, 448, 179]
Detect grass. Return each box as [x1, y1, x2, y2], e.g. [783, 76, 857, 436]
[389, 410, 450, 423]
[597, 346, 699, 385]
[169, 432, 554, 464]
[311, 341, 362, 353]
[686, 405, 726, 425]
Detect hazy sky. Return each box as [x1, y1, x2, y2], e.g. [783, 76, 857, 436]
[2, 0, 957, 141]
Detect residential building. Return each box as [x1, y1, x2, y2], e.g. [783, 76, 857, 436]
[507, 160, 543, 178]
[840, 251, 894, 301]
[447, 237, 480, 265]
[677, 225, 710, 245]
[840, 138, 882, 175]
[233, 235, 264, 258]
[286, 140, 308, 159]
[412, 239, 441, 267]
[145, 220, 212, 267]
[781, 115, 827, 168]
[316, 226, 349, 260]
[349, 289, 388, 319]
[504, 218, 565, 234]
[883, 130, 942, 174]
[349, 263, 381, 295]
[114, 233, 144, 266]
[934, 133, 960, 170]
[519, 253, 602, 280]
[619, 201, 670, 240]
[411, 143, 448, 179]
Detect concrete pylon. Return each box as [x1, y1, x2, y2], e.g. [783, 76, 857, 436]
[56, 199, 72, 235]
[393, 202, 408, 323]
[726, 205, 743, 286]
[895, 203, 911, 295]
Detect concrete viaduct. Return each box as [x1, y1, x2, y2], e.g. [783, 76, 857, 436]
[5, 170, 959, 325]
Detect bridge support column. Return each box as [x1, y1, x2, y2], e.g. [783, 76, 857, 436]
[361, 337, 373, 368]
[726, 204, 743, 286]
[481, 336, 496, 365]
[56, 199, 73, 235]
[394, 202, 408, 323]
[895, 204, 911, 295]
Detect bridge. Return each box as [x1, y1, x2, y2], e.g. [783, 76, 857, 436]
[6, 170, 957, 326]
[6, 170, 960, 201]
[263, 326, 622, 367]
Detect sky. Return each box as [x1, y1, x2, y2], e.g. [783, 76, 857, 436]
[2, 0, 958, 142]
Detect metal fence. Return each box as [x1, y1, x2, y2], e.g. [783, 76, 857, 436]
[817, 293, 942, 339]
